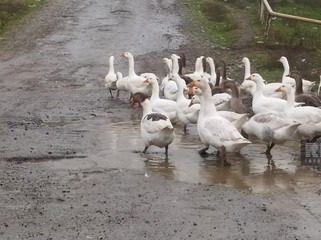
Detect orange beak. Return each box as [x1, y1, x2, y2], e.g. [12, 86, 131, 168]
[245, 75, 252, 80]
[275, 87, 283, 92]
[187, 80, 196, 88]
[143, 79, 149, 84]
[120, 53, 125, 58]
[185, 87, 194, 95]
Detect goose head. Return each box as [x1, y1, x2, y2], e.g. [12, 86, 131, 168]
[187, 77, 210, 93]
[185, 87, 201, 107]
[120, 52, 133, 59]
[242, 57, 250, 65]
[275, 84, 292, 94]
[240, 80, 256, 96]
[278, 56, 288, 64]
[142, 74, 158, 85]
[245, 73, 264, 83]
[115, 72, 122, 83]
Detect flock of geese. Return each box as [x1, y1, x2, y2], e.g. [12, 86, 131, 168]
[104, 52, 321, 164]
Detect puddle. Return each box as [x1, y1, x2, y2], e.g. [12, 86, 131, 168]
[43, 117, 321, 193]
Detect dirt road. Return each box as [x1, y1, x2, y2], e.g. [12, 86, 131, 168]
[0, 0, 321, 239]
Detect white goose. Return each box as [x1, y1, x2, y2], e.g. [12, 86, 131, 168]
[188, 87, 248, 132]
[275, 84, 321, 142]
[160, 58, 178, 101]
[183, 56, 209, 80]
[104, 55, 119, 98]
[242, 112, 300, 155]
[279, 56, 296, 86]
[120, 52, 152, 97]
[171, 75, 199, 132]
[279, 56, 315, 93]
[131, 92, 175, 159]
[143, 74, 178, 123]
[245, 73, 301, 114]
[187, 77, 251, 162]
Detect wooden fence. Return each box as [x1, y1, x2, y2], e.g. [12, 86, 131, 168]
[260, 0, 321, 38]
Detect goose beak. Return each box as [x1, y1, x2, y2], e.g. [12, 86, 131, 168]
[187, 80, 196, 88]
[275, 87, 283, 92]
[120, 53, 125, 58]
[185, 87, 194, 96]
[245, 75, 252, 80]
[143, 79, 149, 84]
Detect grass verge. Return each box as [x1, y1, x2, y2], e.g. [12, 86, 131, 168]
[0, 0, 45, 35]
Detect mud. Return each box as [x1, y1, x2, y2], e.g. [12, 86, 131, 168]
[0, 0, 321, 239]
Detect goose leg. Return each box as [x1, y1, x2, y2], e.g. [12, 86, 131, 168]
[143, 146, 149, 154]
[220, 146, 231, 167]
[165, 145, 169, 160]
[116, 89, 120, 98]
[199, 145, 209, 157]
[183, 125, 187, 133]
[260, 142, 274, 156]
[109, 89, 113, 98]
[265, 142, 275, 156]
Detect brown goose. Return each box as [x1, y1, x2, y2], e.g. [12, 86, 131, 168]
[220, 80, 249, 114]
[288, 70, 321, 107]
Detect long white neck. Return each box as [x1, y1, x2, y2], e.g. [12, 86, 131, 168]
[243, 58, 251, 80]
[167, 59, 173, 78]
[281, 58, 290, 81]
[141, 99, 153, 117]
[150, 80, 160, 102]
[253, 79, 265, 96]
[171, 55, 180, 76]
[175, 77, 187, 102]
[127, 55, 136, 77]
[285, 88, 295, 108]
[207, 58, 217, 83]
[108, 56, 115, 75]
[199, 86, 217, 118]
[194, 57, 203, 74]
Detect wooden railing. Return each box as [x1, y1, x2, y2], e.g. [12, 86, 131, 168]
[260, 0, 321, 37]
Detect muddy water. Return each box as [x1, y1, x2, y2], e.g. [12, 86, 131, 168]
[44, 111, 321, 194]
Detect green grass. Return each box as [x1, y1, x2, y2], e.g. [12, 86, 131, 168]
[0, 0, 45, 34]
[265, 1, 321, 49]
[185, 0, 321, 83]
[185, 0, 239, 46]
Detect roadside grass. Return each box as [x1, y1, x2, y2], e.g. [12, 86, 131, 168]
[264, 0, 321, 49]
[0, 0, 45, 35]
[185, 0, 321, 83]
[185, 0, 240, 46]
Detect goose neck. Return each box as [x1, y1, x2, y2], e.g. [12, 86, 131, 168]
[150, 81, 160, 101]
[294, 74, 303, 95]
[141, 100, 153, 117]
[285, 88, 296, 108]
[199, 87, 217, 116]
[282, 60, 290, 80]
[128, 56, 136, 77]
[108, 57, 115, 75]
[244, 60, 250, 79]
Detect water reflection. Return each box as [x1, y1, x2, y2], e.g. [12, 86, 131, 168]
[46, 118, 321, 193]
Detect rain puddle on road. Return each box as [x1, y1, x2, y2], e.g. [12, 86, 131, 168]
[45, 116, 321, 193]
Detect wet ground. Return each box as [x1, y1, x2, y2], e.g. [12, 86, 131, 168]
[0, 0, 321, 239]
